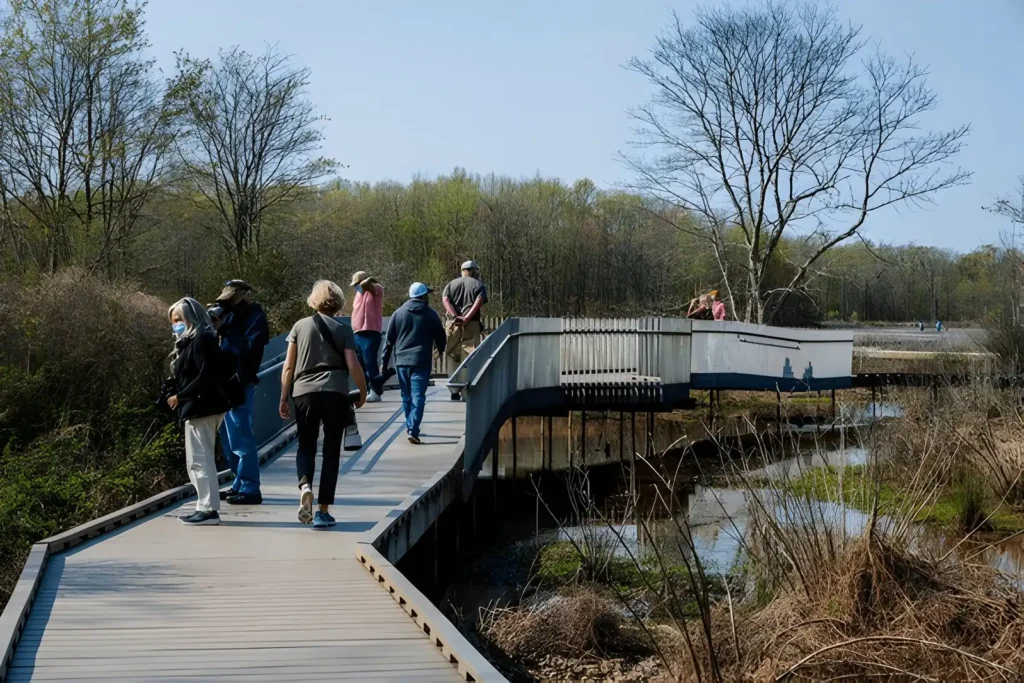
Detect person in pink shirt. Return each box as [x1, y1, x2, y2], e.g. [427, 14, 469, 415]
[350, 271, 385, 402]
[709, 290, 727, 321]
[687, 294, 713, 319]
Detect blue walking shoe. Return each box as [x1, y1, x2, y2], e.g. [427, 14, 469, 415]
[312, 510, 335, 529]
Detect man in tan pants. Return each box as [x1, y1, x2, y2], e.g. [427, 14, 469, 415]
[442, 260, 488, 399]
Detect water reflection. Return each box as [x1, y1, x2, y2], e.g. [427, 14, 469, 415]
[747, 444, 867, 479]
[441, 436, 1024, 633]
[853, 401, 905, 421]
[547, 482, 1023, 583]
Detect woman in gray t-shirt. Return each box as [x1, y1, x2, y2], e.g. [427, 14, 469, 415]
[279, 280, 367, 528]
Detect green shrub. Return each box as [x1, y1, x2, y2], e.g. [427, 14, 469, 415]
[0, 269, 171, 410]
[0, 271, 185, 612]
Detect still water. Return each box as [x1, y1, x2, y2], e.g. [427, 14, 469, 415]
[439, 425, 1023, 626]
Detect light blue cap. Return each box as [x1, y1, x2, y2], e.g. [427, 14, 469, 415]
[408, 282, 433, 298]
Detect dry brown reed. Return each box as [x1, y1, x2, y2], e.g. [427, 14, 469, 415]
[478, 587, 661, 666]
[479, 387, 1024, 681]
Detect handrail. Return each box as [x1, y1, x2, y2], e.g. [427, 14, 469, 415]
[447, 316, 854, 493]
[257, 359, 284, 379]
[448, 317, 687, 492]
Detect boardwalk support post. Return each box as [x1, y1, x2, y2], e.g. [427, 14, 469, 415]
[511, 417, 518, 482]
[546, 416, 553, 471]
[580, 410, 586, 466]
[647, 411, 654, 456]
[619, 411, 624, 461]
[631, 411, 636, 460]
[533, 475, 540, 550]
[492, 442, 498, 511]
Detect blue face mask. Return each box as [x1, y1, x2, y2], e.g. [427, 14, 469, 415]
[354, 284, 363, 294]
[172, 322, 187, 336]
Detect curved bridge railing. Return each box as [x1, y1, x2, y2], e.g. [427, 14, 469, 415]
[447, 317, 696, 492]
[448, 317, 853, 492]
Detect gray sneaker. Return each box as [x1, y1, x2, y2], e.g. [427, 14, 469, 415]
[298, 486, 313, 524]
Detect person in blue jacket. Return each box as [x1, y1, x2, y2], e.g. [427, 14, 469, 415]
[210, 280, 270, 504]
[381, 283, 446, 444]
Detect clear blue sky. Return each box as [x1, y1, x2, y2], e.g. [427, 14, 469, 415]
[144, 0, 1024, 252]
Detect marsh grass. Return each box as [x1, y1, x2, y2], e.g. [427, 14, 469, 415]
[479, 387, 1024, 681]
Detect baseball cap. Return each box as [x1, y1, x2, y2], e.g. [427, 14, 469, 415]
[460, 260, 479, 271]
[350, 271, 374, 287]
[408, 282, 433, 298]
[216, 279, 253, 302]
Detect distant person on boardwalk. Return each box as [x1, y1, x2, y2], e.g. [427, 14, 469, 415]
[208, 280, 269, 506]
[687, 294, 713, 319]
[936, 320, 943, 333]
[350, 271, 384, 403]
[165, 298, 236, 526]
[442, 260, 487, 399]
[381, 283, 446, 444]
[919, 320, 925, 332]
[687, 290, 727, 321]
[279, 281, 367, 529]
[709, 290, 727, 321]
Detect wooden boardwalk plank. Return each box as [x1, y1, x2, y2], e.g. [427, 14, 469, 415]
[13, 391, 468, 682]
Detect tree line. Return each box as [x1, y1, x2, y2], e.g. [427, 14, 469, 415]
[0, 0, 1010, 330]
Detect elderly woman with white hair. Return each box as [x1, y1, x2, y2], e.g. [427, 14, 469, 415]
[279, 280, 367, 529]
[166, 297, 234, 526]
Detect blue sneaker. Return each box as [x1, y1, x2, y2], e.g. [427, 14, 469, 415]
[313, 510, 335, 529]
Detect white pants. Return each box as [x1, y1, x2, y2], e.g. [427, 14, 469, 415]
[184, 413, 224, 513]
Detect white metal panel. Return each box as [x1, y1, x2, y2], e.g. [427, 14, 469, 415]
[691, 324, 853, 382]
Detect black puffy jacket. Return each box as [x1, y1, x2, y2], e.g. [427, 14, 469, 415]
[172, 332, 233, 422]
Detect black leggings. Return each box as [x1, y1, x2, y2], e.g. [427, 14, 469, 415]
[293, 391, 353, 506]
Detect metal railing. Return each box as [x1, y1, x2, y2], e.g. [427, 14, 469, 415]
[252, 360, 292, 446]
[560, 317, 691, 383]
[449, 317, 693, 491]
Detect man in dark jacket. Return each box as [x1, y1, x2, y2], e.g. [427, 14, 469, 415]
[211, 280, 270, 504]
[381, 282, 446, 444]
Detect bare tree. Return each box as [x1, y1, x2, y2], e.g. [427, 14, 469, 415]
[624, 1, 970, 323]
[988, 179, 1024, 226]
[0, 0, 171, 275]
[170, 46, 338, 264]
[986, 179, 1024, 324]
[75, 4, 175, 277]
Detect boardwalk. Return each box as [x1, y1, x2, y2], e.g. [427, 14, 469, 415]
[3, 317, 862, 682]
[8, 389, 466, 682]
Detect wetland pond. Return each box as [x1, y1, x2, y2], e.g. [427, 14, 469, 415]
[418, 406, 1022, 633]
